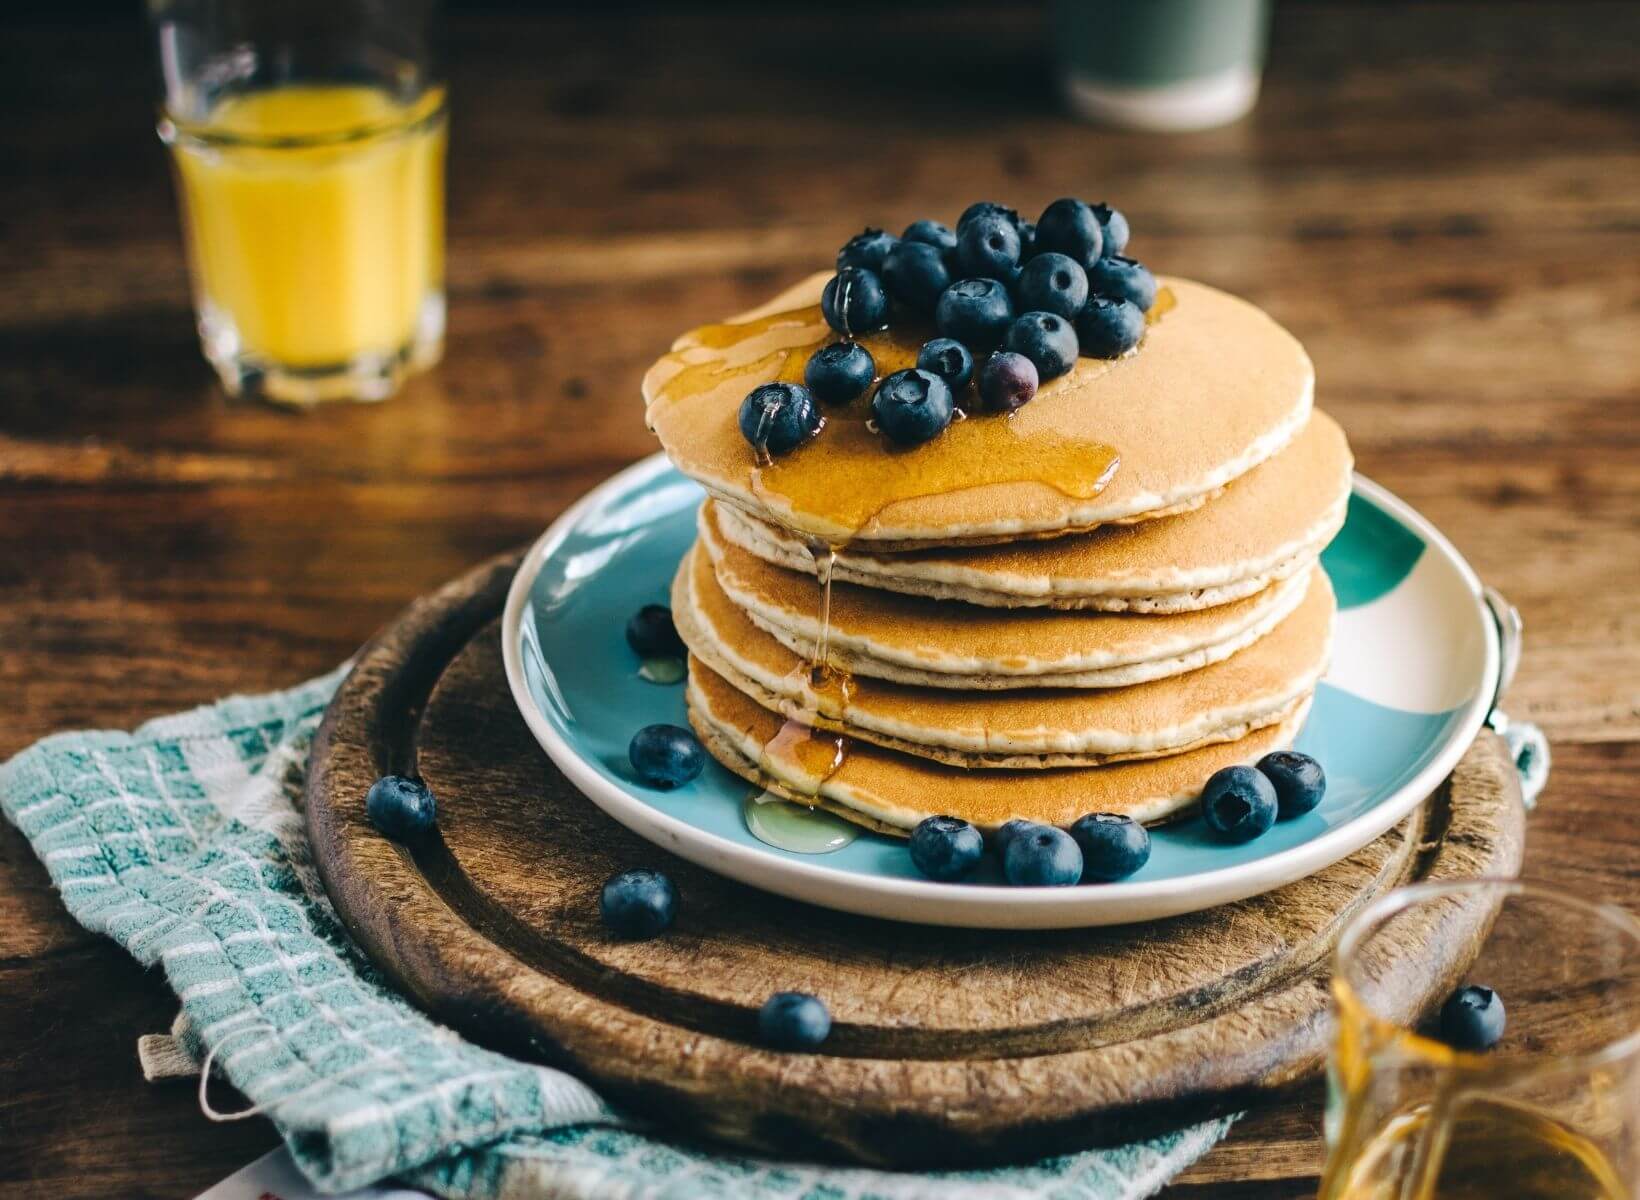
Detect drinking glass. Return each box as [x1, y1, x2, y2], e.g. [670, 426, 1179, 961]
[151, 0, 446, 406]
[1320, 880, 1640, 1199]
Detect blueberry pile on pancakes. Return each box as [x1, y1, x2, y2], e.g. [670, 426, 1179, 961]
[642, 200, 1350, 840]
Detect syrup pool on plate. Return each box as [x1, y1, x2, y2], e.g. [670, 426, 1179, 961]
[742, 790, 860, 855]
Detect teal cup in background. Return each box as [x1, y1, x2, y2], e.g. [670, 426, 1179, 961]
[1052, 0, 1272, 131]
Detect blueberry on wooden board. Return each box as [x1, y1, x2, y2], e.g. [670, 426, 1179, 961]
[366, 775, 437, 840]
[759, 991, 832, 1050]
[599, 869, 677, 940]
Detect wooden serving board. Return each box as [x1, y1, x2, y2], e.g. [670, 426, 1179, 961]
[305, 551, 1526, 1169]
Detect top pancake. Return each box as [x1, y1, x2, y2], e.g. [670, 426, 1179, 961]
[643, 272, 1315, 548]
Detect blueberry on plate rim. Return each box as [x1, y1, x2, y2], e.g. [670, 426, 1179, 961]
[1003, 311, 1080, 381]
[820, 266, 888, 337]
[1439, 984, 1506, 1051]
[1070, 813, 1151, 882]
[738, 381, 821, 456]
[835, 227, 898, 273]
[1201, 764, 1279, 843]
[977, 350, 1039, 414]
[1075, 296, 1146, 359]
[365, 774, 437, 841]
[908, 815, 985, 882]
[935, 277, 1015, 349]
[599, 868, 677, 940]
[803, 341, 876, 405]
[625, 603, 684, 659]
[1015, 252, 1089, 320]
[871, 367, 955, 447]
[1257, 750, 1327, 818]
[759, 991, 832, 1050]
[994, 818, 1036, 858]
[628, 723, 706, 789]
[916, 337, 975, 392]
[1002, 823, 1084, 887]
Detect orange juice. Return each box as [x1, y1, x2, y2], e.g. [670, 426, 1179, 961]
[166, 85, 446, 391]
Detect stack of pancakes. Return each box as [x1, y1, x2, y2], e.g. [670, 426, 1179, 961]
[644, 272, 1351, 837]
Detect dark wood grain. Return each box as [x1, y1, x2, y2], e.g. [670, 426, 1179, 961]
[302, 550, 1522, 1166]
[1, 1, 1637, 1195]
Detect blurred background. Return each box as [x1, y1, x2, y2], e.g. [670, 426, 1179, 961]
[1, 3, 1636, 1196]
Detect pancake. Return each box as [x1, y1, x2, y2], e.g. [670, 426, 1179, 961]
[711, 409, 1353, 612]
[643, 272, 1314, 548]
[699, 499, 1313, 690]
[687, 660, 1310, 832]
[673, 541, 1335, 768]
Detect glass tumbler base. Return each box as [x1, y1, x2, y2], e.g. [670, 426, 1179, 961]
[198, 293, 446, 408]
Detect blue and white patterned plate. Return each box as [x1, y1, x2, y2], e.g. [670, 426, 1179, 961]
[502, 454, 1498, 929]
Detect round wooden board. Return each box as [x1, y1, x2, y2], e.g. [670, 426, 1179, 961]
[306, 550, 1526, 1169]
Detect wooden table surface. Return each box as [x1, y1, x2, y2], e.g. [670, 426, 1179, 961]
[2, 3, 1635, 1196]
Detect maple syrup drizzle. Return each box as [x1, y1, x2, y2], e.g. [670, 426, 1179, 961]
[658, 287, 1178, 808]
[757, 716, 848, 796]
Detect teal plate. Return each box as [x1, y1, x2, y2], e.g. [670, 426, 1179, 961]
[502, 454, 1499, 928]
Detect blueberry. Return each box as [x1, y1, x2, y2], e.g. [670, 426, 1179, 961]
[759, 991, 831, 1050]
[1003, 311, 1079, 381]
[1074, 297, 1146, 359]
[935, 278, 1015, 348]
[994, 819, 1037, 858]
[804, 342, 876, 405]
[955, 211, 1023, 284]
[1033, 198, 1104, 269]
[916, 337, 975, 391]
[956, 201, 1020, 238]
[1257, 751, 1327, 819]
[908, 816, 984, 882]
[365, 775, 437, 841]
[1092, 203, 1130, 257]
[1201, 764, 1279, 843]
[977, 350, 1039, 414]
[871, 368, 954, 447]
[1439, 984, 1506, 1051]
[1002, 823, 1084, 887]
[1069, 813, 1151, 882]
[1014, 252, 1089, 321]
[836, 227, 898, 273]
[1017, 219, 1037, 259]
[599, 869, 677, 939]
[1086, 255, 1157, 311]
[820, 267, 889, 337]
[739, 382, 821, 456]
[881, 241, 952, 315]
[901, 218, 958, 256]
[628, 723, 706, 789]
[625, 603, 684, 658]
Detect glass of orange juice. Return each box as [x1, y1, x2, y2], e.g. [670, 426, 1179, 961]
[151, 0, 446, 406]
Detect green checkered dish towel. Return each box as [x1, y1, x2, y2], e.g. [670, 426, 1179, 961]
[11, 666, 1291, 1200]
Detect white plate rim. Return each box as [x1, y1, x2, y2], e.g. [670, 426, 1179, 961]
[500, 452, 1500, 929]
